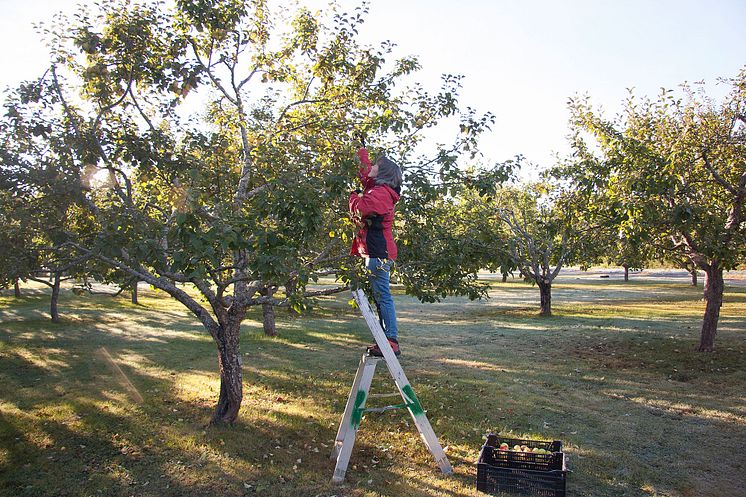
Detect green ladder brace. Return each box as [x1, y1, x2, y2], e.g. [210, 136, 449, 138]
[330, 289, 453, 483]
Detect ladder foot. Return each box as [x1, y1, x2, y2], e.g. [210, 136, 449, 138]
[330, 441, 343, 460]
[436, 456, 454, 474]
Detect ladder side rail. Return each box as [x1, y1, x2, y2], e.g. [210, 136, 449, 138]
[331, 356, 379, 483]
[382, 358, 453, 475]
[331, 354, 374, 460]
[351, 289, 399, 363]
[352, 288, 415, 390]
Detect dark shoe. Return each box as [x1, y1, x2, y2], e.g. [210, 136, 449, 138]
[367, 339, 401, 357]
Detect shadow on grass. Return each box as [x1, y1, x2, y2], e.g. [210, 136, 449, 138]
[0, 291, 484, 497]
[1, 282, 745, 497]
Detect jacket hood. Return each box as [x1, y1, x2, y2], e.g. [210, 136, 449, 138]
[382, 184, 401, 203]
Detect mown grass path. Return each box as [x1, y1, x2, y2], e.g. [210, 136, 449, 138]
[1, 273, 744, 497]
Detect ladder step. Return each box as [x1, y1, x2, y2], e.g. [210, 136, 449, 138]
[368, 392, 402, 399]
[362, 403, 407, 413]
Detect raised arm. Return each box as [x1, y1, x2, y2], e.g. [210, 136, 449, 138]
[357, 147, 374, 188]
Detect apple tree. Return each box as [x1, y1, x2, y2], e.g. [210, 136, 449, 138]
[396, 149, 520, 302]
[492, 183, 594, 316]
[18, 0, 499, 423]
[0, 78, 96, 320]
[595, 229, 652, 282]
[562, 70, 746, 351]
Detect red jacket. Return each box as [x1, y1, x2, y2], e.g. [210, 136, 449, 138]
[349, 148, 401, 260]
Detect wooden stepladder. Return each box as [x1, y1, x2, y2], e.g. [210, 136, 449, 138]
[330, 289, 453, 483]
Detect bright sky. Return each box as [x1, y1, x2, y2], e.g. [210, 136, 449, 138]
[1, 0, 744, 174]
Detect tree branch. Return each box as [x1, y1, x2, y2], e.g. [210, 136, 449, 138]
[550, 231, 570, 281]
[190, 40, 238, 105]
[127, 84, 157, 133]
[26, 276, 53, 288]
[66, 243, 221, 336]
[303, 284, 349, 297]
[50, 65, 102, 216]
[241, 284, 350, 308]
[701, 150, 738, 195]
[237, 65, 261, 90]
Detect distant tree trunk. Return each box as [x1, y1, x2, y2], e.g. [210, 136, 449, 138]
[623, 264, 629, 282]
[262, 303, 276, 336]
[538, 279, 552, 316]
[262, 286, 277, 336]
[131, 281, 139, 304]
[698, 263, 723, 352]
[677, 259, 699, 287]
[50, 272, 61, 323]
[14, 278, 21, 298]
[502, 273, 508, 283]
[285, 277, 299, 317]
[211, 317, 243, 425]
[689, 268, 698, 287]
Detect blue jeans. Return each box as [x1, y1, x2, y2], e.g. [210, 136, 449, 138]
[366, 257, 398, 341]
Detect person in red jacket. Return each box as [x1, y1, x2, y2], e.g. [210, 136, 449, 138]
[349, 145, 403, 356]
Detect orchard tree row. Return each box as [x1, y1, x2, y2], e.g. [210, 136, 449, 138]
[1, 0, 744, 423]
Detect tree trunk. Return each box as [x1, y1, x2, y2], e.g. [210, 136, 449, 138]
[211, 319, 243, 425]
[261, 286, 277, 336]
[502, 273, 508, 283]
[131, 281, 139, 305]
[698, 263, 723, 352]
[689, 268, 698, 287]
[284, 278, 299, 317]
[538, 280, 552, 316]
[623, 264, 629, 282]
[262, 303, 277, 336]
[50, 272, 61, 323]
[14, 278, 21, 298]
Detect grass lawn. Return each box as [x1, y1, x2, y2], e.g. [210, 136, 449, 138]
[0, 273, 744, 497]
